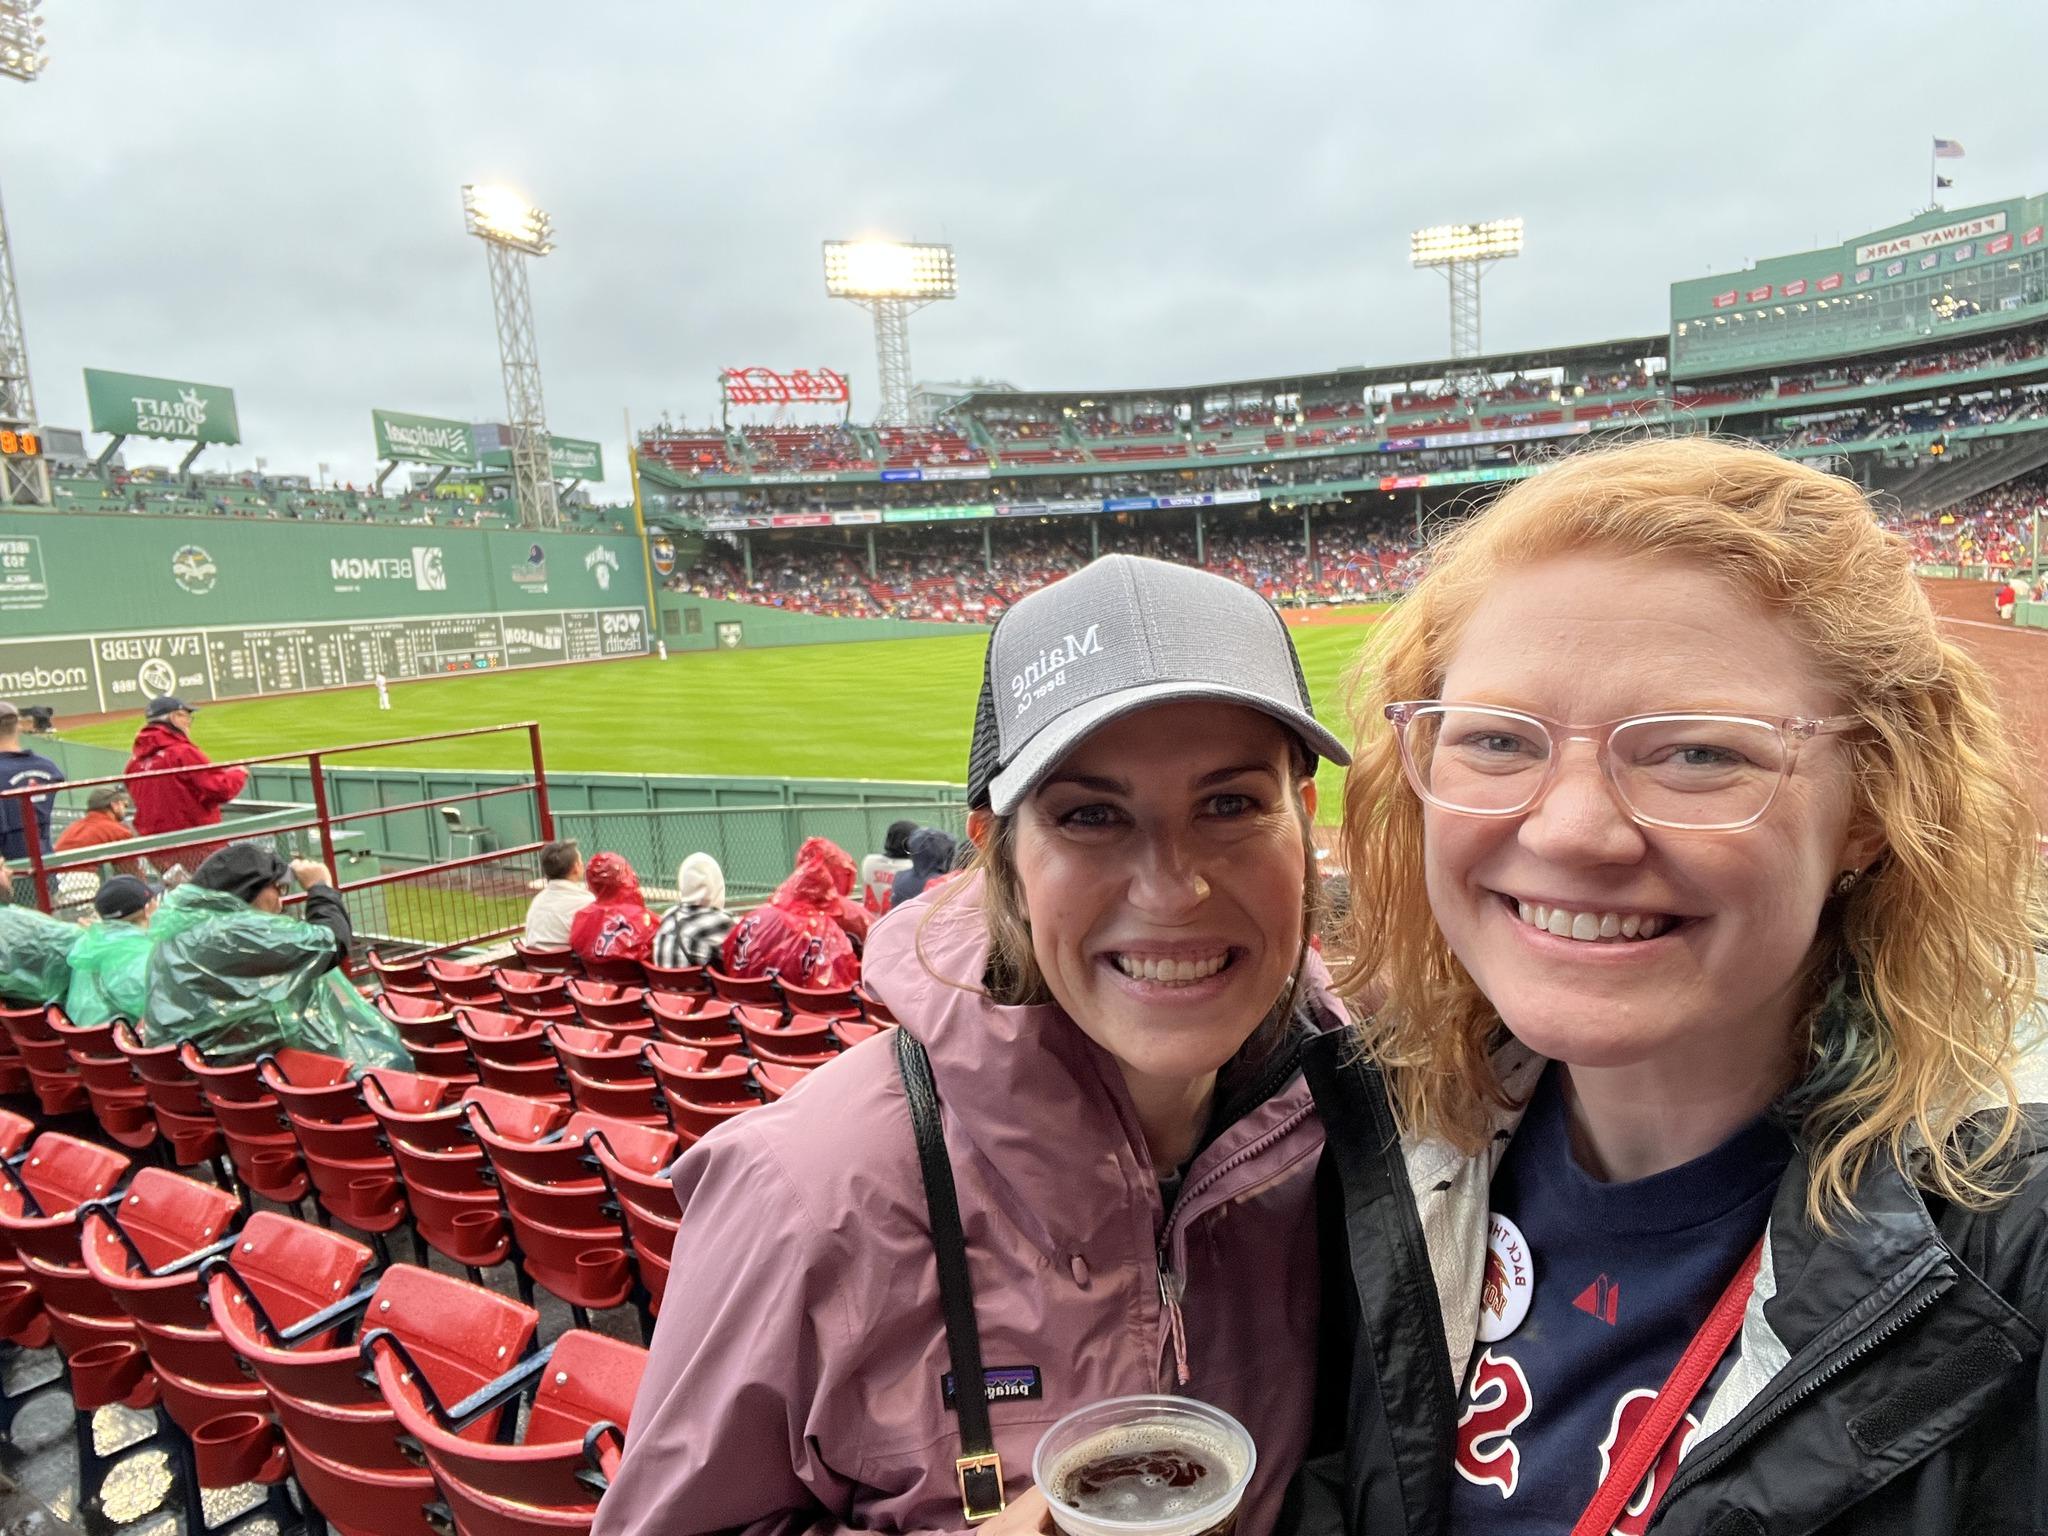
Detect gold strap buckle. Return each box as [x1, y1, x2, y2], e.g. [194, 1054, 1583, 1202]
[957, 1452, 1006, 1523]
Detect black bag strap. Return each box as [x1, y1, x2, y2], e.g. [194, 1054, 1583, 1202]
[894, 1026, 1006, 1523]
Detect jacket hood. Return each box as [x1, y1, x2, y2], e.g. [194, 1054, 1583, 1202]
[584, 852, 644, 904]
[772, 841, 842, 913]
[797, 836, 856, 897]
[672, 852, 725, 910]
[905, 826, 956, 877]
[130, 721, 189, 754]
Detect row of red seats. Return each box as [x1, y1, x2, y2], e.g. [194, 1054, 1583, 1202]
[0, 1111, 642, 1535]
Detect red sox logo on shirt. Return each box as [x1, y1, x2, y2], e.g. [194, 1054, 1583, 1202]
[1597, 1389, 1698, 1535]
[1456, 1356, 1698, 1533]
[1454, 1348, 1532, 1496]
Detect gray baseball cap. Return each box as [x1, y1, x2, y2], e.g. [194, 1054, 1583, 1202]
[967, 555, 1350, 815]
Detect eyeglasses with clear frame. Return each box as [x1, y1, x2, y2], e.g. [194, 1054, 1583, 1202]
[1382, 702, 1861, 832]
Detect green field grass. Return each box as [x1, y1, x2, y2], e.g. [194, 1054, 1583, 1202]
[66, 607, 1391, 814]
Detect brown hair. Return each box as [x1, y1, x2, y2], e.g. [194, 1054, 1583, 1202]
[1339, 436, 2042, 1225]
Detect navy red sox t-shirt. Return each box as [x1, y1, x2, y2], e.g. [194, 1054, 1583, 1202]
[1449, 1066, 1791, 1535]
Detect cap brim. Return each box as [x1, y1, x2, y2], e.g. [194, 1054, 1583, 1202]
[986, 682, 1352, 817]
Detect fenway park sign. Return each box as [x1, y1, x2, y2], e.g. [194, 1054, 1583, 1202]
[720, 367, 849, 407]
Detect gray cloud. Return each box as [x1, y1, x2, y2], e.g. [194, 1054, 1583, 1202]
[0, 1, 2035, 487]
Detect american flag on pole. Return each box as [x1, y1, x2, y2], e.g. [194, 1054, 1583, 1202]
[1933, 137, 1965, 159]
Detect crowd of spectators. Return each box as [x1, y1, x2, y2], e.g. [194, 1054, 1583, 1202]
[666, 507, 1430, 622]
[1881, 468, 2048, 570]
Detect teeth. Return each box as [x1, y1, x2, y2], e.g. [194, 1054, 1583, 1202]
[1113, 952, 1229, 984]
[1510, 900, 1673, 945]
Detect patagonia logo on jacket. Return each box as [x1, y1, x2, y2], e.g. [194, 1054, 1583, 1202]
[941, 1365, 1043, 1409]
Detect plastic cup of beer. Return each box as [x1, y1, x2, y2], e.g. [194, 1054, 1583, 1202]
[1032, 1395, 1256, 1536]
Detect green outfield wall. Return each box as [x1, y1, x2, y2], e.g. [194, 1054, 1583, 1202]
[0, 511, 652, 719]
[654, 593, 982, 650]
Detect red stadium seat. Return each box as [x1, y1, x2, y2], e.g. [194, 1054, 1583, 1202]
[259, 1053, 410, 1239]
[585, 1123, 682, 1316]
[466, 1110, 648, 1330]
[753, 1060, 813, 1101]
[708, 969, 781, 1008]
[737, 1006, 838, 1067]
[367, 951, 437, 996]
[0, 1003, 87, 1116]
[639, 961, 709, 996]
[209, 1239, 530, 1536]
[778, 980, 860, 1019]
[49, 1015, 158, 1151]
[832, 1017, 883, 1049]
[510, 941, 577, 976]
[645, 993, 744, 1056]
[565, 979, 652, 1031]
[361, 1071, 511, 1274]
[79, 1169, 294, 1496]
[577, 953, 647, 987]
[366, 1326, 646, 1536]
[114, 1024, 225, 1168]
[183, 1047, 310, 1206]
[457, 1009, 568, 1102]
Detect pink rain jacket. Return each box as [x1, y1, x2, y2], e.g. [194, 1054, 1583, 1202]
[596, 876, 1339, 1535]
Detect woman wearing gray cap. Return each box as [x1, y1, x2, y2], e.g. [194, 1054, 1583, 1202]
[599, 555, 1350, 1536]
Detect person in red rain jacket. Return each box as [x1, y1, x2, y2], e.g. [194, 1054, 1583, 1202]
[797, 836, 870, 949]
[719, 840, 858, 990]
[567, 852, 659, 962]
[125, 697, 248, 867]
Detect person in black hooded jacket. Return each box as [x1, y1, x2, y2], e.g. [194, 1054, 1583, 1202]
[1288, 439, 2048, 1536]
[888, 826, 957, 910]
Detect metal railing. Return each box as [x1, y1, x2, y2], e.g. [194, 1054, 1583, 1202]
[2, 722, 556, 959]
[553, 800, 969, 907]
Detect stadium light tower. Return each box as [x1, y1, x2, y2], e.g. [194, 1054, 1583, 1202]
[1409, 219, 1523, 396]
[0, 0, 48, 507]
[463, 183, 559, 530]
[822, 240, 957, 426]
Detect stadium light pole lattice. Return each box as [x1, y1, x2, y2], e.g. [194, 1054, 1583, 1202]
[464, 183, 559, 530]
[1409, 220, 1523, 397]
[0, 0, 48, 507]
[823, 240, 957, 427]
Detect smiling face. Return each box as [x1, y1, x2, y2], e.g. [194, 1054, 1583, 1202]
[1012, 699, 1317, 1087]
[1425, 552, 1874, 1081]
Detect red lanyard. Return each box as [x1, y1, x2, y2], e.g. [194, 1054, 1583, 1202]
[1568, 1236, 1765, 1536]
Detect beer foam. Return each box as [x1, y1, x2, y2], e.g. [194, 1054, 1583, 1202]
[1048, 1422, 1247, 1522]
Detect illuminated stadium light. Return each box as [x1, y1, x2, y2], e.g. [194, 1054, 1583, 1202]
[822, 238, 959, 425]
[1409, 217, 1524, 396]
[463, 184, 553, 257]
[0, 0, 45, 83]
[823, 240, 957, 300]
[463, 182, 559, 528]
[1408, 219, 1524, 266]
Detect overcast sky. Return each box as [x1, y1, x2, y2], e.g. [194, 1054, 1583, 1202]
[2, 2, 2038, 489]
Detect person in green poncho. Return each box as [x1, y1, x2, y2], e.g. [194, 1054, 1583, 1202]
[143, 841, 410, 1069]
[63, 875, 159, 1027]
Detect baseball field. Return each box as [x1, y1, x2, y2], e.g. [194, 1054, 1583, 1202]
[61, 583, 2048, 823]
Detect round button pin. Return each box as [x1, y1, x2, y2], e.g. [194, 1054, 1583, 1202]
[1476, 1211, 1534, 1342]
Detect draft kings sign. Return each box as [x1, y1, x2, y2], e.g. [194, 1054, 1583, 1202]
[84, 368, 241, 444]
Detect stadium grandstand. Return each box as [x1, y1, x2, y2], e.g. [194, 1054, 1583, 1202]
[640, 191, 2048, 624]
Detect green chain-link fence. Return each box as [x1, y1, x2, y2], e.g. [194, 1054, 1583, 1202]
[552, 800, 970, 906]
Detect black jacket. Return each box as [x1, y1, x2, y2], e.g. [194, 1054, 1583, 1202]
[1291, 1032, 2048, 1536]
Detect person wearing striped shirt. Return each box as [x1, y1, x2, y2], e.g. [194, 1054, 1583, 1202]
[653, 852, 736, 969]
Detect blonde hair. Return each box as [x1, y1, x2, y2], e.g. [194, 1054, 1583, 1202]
[1339, 437, 2042, 1225]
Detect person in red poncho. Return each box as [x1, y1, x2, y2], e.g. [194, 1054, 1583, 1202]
[798, 836, 870, 949]
[567, 852, 659, 962]
[719, 840, 858, 990]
